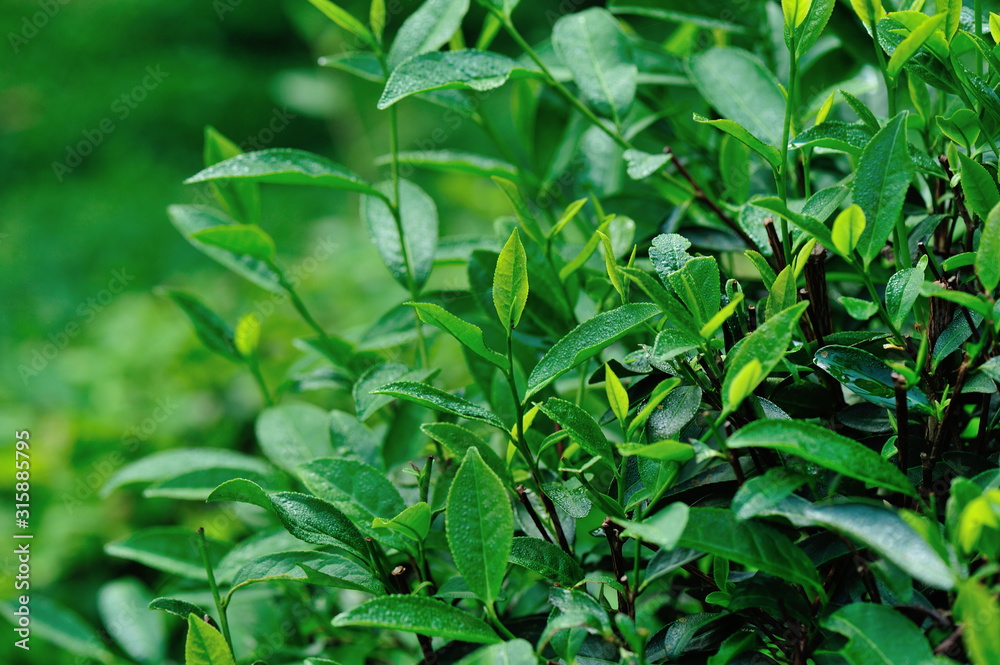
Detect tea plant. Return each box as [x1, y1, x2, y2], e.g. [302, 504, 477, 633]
[89, 0, 1000, 663]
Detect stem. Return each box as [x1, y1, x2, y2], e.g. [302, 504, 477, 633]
[892, 372, 910, 475]
[197, 528, 233, 655]
[858, 266, 905, 345]
[487, 605, 517, 640]
[895, 214, 912, 269]
[516, 484, 554, 543]
[247, 357, 273, 406]
[779, 44, 797, 262]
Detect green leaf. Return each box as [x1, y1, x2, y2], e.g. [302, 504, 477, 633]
[256, 403, 333, 474]
[618, 439, 693, 462]
[726, 358, 763, 413]
[207, 479, 369, 558]
[619, 503, 690, 550]
[623, 148, 671, 180]
[854, 112, 914, 266]
[446, 448, 514, 606]
[410, 302, 506, 369]
[105, 527, 227, 580]
[667, 256, 721, 328]
[0, 596, 114, 663]
[627, 378, 683, 440]
[790, 120, 871, 155]
[958, 152, 1000, 222]
[491, 176, 546, 246]
[793, 0, 835, 56]
[361, 179, 438, 291]
[955, 579, 1000, 665]
[678, 508, 823, 597]
[228, 550, 383, 597]
[605, 364, 630, 425]
[885, 259, 925, 329]
[421, 422, 511, 485]
[817, 604, 936, 665]
[886, 13, 946, 77]
[649, 233, 692, 278]
[168, 205, 283, 293]
[203, 126, 260, 225]
[764, 265, 797, 320]
[387, 0, 470, 69]
[814, 345, 933, 415]
[372, 502, 432, 542]
[306, 0, 375, 48]
[782, 0, 811, 30]
[509, 536, 585, 587]
[688, 47, 785, 147]
[840, 296, 879, 320]
[539, 397, 616, 468]
[722, 301, 808, 414]
[620, 266, 701, 337]
[977, 202, 1000, 292]
[542, 481, 593, 519]
[831, 204, 866, 259]
[731, 468, 809, 520]
[453, 640, 537, 665]
[297, 458, 410, 550]
[101, 447, 277, 498]
[841, 89, 881, 133]
[378, 49, 542, 109]
[726, 419, 916, 496]
[373, 380, 506, 430]
[185, 614, 236, 665]
[493, 228, 529, 331]
[552, 8, 637, 122]
[185, 148, 380, 197]
[694, 114, 782, 170]
[192, 224, 276, 263]
[937, 0, 962, 41]
[378, 150, 519, 180]
[332, 595, 500, 643]
[526, 303, 660, 399]
[234, 312, 260, 358]
[936, 109, 981, 148]
[148, 597, 207, 622]
[751, 197, 835, 249]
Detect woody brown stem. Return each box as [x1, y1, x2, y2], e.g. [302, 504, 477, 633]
[516, 484, 554, 544]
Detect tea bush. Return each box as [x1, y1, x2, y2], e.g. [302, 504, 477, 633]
[98, 0, 1000, 663]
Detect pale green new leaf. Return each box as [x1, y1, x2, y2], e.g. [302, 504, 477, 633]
[831, 204, 866, 259]
[185, 614, 236, 665]
[410, 302, 507, 369]
[958, 151, 1000, 222]
[886, 13, 946, 77]
[192, 225, 275, 263]
[493, 228, 529, 330]
[373, 380, 506, 430]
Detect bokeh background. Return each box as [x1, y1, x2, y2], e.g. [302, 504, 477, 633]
[1, 0, 556, 662]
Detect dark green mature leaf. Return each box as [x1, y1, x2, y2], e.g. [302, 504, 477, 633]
[353, 362, 437, 422]
[726, 419, 916, 496]
[208, 479, 368, 558]
[790, 121, 871, 155]
[509, 536, 585, 586]
[722, 301, 808, 414]
[379, 151, 519, 180]
[542, 481, 593, 518]
[854, 113, 914, 266]
[447, 448, 514, 605]
[168, 205, 283, 293]
[793, 0, 834, 56]
[0, 596, 114, 663]
[307, 0, 375, 48]
[228, 550, 383, 597]
[814, 345, 933, 415]
[453, 639, 537, 665]
[422, 422, 511, 485]
[148, 598, 207, 622]
[667, 256, 720, 328]
[816, 604, 936, 665]
[203, 125, 260, 225]
[387, 0, 470, 69]
[192, 224, 275, 263]
[958, 151, 1000, 222]
[609, 0, 755, 31]
[373, 380, 506, 429]
[619, 503, 690, 550]
[646, 385, 703, 440]
[105, 527, 227, 580]
[256, 402, 333, 474]
[493, 228, 529, 330]
[788, 500, 955, 590]
[332, 595, 500, 643]
[644, 612, 727, 662]
[361, 179, 438, 290]
[297, 458, 410, 550]
[751, 197, 835, 249]
[538, 398, 616, 467]
[731, 468, 809, 520]
[526, 303, 660, 398]
[624, 148, 671, 180]
[185, 148, 381, 197]
[678, 508, 823, 597]
[166, 290, 241, 362]
[885, 261, 925, 329]
[372, 503, 432, 542]
[378, 50, 542, 108]
[649, 233, 692, 278]
[101, 447, 277, 498]
[694, 115, 782, 168]
[185, 614, 236, 665]
[688, 47, 785, 147]
[978, 202, 1000, 292]
[552, 8, 637, 122]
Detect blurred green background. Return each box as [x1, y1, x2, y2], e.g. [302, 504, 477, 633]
[1, 0, 542, 661]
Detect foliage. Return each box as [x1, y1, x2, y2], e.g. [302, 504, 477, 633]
[31, 0, 1000, 663]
